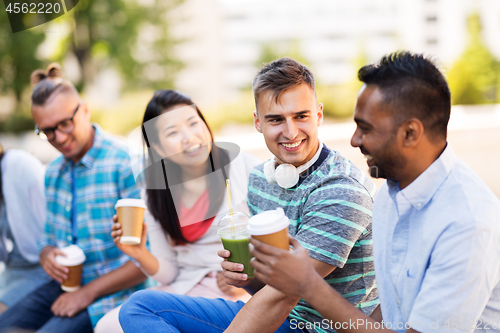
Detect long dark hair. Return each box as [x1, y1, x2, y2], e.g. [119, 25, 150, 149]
[142, 90, 229, 243]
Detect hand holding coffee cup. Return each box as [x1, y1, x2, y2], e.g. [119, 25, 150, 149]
[115, 199, 147, 245]
[40, 247, 70, 283]
[111, 214, 148, 260]
[247, 208, 290, 250]
[55, 245, 86, 292]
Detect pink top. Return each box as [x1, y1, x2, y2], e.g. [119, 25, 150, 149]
[178, 190, 214, 244]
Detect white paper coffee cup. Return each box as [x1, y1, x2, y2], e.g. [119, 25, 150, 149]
[115, 199, 147, 245]
[247, 208, 290, 250]
[55, 245, 86, 292]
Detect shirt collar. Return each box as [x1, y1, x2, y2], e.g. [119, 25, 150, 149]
[58, 123, 104, 171]
[80, 124, 104, 168]
[398, 143, 457, 210]
[296, 143, 330, 187]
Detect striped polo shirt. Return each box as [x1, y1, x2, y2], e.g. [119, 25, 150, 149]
[247, 144, 379, 333]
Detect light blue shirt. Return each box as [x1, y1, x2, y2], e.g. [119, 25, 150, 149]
[373, 145, 500, 333]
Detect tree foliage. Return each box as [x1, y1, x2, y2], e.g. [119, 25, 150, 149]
[318, 50, 367, 119]
[447, 13, 500, 105]
[62, 0, 183, 91]
[498, 67, 500, 103]
[256, 40, 311, 69]
[0, 9, 45, 103]
[0, 0, 183, 133]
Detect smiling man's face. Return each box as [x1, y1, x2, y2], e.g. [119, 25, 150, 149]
[254, 83, 323, 167]
[32, 91, 93, 163]
[350, 84, 407, 181]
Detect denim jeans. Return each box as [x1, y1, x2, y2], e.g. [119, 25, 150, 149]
[0, 263, 51, 307]
[119, 290, 304, 333]
[0, 280, 93, 333]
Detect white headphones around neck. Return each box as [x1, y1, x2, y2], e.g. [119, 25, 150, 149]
[263, 141, 323, 189]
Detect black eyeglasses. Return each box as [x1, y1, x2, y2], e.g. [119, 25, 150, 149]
[35, 103, 82, 141]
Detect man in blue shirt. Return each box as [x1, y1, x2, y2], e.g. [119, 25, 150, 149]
[0, 64, 149, 332]
[248, 51, 500, 333]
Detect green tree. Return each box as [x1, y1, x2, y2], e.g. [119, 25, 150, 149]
[447, 13, 500, 104]
[318, 49, 367, 118]
[58, 0, 183, 91]
[0, 7, 46, 132]
[255, 40, 310, 69]
[0, 9, 45, 104]
[497, 67, 500, 103]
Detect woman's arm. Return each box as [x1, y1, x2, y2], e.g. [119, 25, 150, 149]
[142, 208, 179, 284]
[111, 216, 159, 276]
[110, 207, 179, 283]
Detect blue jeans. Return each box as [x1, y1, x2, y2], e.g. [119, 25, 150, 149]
[0, 263, 51, 307]
[0, 280, 93, 333]
[119, 290, 304, 333]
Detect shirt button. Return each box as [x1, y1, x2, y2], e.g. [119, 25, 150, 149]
[67, 235, 72, 242]
[66, 206, 71, 212]
[417, 203, 422, 207]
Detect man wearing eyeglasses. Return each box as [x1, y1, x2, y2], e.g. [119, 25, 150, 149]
[34, 101, 87, 156]
[0, 64, 149, 333]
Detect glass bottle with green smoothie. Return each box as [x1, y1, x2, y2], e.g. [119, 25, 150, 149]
[217, 212, 254, 278]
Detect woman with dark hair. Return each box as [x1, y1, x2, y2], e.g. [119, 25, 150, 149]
[95, 90, 260, 332]
[0, 143, 50, 314]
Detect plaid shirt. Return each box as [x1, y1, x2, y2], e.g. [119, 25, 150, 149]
[38, 124, 149, 326]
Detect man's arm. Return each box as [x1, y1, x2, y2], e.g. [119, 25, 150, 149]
[84, 260, 147, 297]
[299, 269, 416, 333]
[51, 261, 147, 317]
[249, 236, 418, 333]
[370, 305, 383, 322]
[224, 255, 336, 333]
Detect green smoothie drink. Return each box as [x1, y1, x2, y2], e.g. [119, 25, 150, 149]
[217, 212, 254, 278]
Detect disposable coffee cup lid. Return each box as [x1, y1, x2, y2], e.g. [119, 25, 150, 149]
[55, 245, 86, 266]
[247, 207, 290, 236]
[115, 198, 147, 209]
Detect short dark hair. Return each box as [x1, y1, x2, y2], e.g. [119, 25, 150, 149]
[252, 57, 316, 111]
[358, 51, 451, 140]
[31, 63, 78, 106]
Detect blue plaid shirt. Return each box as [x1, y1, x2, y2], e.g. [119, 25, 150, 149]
[38, 124, 149, 326]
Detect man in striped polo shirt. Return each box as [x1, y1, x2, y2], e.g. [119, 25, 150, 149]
[119, 58, 379, 333]
[222, 57, 379, 332]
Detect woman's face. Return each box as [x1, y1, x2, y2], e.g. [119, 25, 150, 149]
[152, 104, 212, 168]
